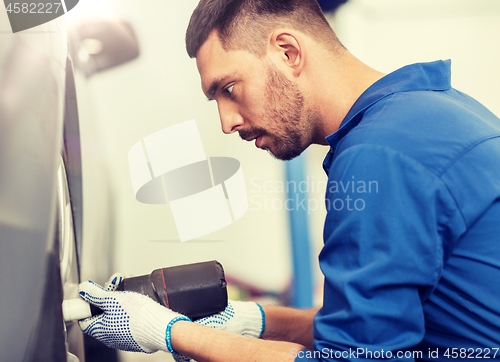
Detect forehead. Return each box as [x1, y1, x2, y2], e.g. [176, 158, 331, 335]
[196, 31, 263, 97]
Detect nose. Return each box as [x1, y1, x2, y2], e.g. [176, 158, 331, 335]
[217, 101, 244, 134]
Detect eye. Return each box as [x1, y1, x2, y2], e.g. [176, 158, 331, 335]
[224, 85, 234, 96]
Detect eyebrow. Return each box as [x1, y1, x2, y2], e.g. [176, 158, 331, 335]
[205, 73, 235, 101]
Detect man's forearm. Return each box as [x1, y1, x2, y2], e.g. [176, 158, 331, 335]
[261, 306, 319, 349]
[171, 321, 306, 362]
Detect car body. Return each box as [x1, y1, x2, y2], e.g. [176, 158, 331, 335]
[0, 9, 139, 362]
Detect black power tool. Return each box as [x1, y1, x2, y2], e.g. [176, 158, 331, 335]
[63, 260, 228, 321]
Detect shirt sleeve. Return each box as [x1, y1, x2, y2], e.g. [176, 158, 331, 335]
[296, 144, 465, 361]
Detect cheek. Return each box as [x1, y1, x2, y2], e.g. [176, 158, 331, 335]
[239, 91, 264, 121]
[243, 74, 268, 109]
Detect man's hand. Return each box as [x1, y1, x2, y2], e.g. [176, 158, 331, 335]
[195, 300, 265, 338]
[78, 278, 190, 353]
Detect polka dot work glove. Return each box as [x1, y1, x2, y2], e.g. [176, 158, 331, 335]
[78, 278, 191, 354]
[195, 300, 265, 338]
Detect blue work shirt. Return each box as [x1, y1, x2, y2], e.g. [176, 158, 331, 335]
[295, 60, 500, 361]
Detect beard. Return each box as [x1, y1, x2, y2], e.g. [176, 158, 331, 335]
[239, 63, 317, 161]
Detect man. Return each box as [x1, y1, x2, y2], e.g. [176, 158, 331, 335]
[79, 0, 500, 361]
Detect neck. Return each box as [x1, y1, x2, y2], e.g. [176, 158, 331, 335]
[308, 49, 385, 145]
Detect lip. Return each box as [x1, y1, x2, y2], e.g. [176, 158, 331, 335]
[255, 135, 263, 148]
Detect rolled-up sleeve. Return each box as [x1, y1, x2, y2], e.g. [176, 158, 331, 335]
[296, 144, 465, 361]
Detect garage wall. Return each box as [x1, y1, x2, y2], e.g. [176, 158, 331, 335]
[334, 0, 500, 117]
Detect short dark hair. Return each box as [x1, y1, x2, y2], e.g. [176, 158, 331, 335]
[186, 0, 340, 58]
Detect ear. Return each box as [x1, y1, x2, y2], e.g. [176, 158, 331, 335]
[269, 31, 304, 76]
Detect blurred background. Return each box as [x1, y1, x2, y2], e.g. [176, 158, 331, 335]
[64, 0, 500, 361]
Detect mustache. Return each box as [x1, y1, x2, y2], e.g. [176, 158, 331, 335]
[238, 127, 268, 141]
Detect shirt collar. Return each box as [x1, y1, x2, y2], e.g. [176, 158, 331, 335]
[324, 60, 452, 149]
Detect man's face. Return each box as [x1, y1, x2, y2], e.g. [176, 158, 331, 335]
[196, 31, 316, 160]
